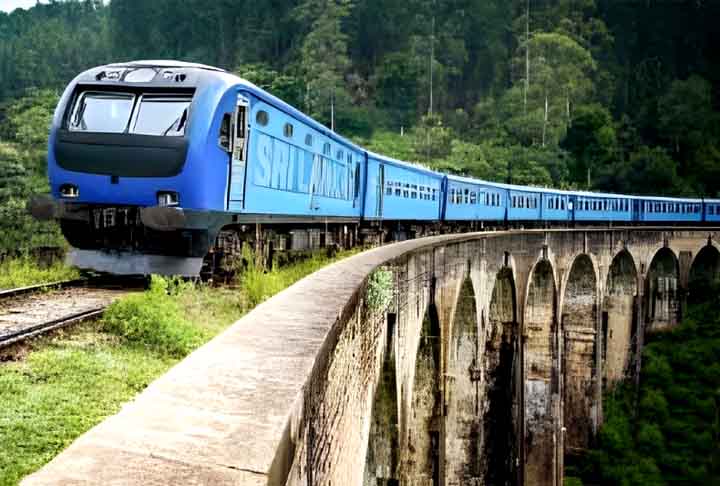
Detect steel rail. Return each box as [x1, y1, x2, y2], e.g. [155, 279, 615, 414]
[0, 307, 106, 348]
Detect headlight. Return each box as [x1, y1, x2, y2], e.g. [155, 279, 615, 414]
[59, 184, 79, 198]
[157, 191, 180, 207]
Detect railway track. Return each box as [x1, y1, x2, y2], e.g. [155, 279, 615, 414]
[0, 278, 143, 349]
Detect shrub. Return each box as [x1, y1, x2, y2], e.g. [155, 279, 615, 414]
[366, 268, 393, 311]
[101, 276, 203, 357]
[0, 255, 79, 289]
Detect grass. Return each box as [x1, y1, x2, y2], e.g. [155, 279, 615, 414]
[0, 256, 79, 290]
[0, 248, 358, 485]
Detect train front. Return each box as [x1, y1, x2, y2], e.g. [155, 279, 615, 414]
[35, 61, 232, 276]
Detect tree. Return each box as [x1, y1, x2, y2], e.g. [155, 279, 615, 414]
[298, 0, 354, 128]
[561, 104, 617, 187]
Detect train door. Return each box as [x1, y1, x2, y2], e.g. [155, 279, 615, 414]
[568, 195, 577, 223]
[376, 163, 385, 218]
[632, 200, 641, 221]
[228, 94, 249, 209]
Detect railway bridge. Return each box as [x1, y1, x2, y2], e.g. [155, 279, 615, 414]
[24, 228, 720, 486]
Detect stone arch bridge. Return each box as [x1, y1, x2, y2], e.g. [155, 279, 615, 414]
[25, 228, 720, 486]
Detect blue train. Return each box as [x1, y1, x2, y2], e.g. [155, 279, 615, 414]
[34, 60, 720, 276]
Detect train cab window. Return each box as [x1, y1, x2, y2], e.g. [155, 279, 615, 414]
[219, 113, 232, 152]
[256, 110, 269, 126]
[69, 92, 135, 133]
[283, 123, 294, 138]
[132, 95, 192, 136]
[305, 134, 313, 146]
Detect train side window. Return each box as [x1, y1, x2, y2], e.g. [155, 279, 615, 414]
[337, 149, 343, 161]
[354, 163, 360, 198]
[464, 189, 469, 204]
[305, 134, 313, 146]
[256, 110, 269, 126]
[283, 123, 294, 138]
[470, 191, 477, 204]
[323, 143, 331, 156]
[219, 113, 232, 152]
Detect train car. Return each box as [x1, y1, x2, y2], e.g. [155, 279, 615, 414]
[538, 188, 571, 221]
[363, 152, 443, 223]
[40, 60, 366, 276]
[636, 196, 703, 223]
[705, 199, 720, 223]
[571, 191, 633, 222]
[504, 184, 542, 222]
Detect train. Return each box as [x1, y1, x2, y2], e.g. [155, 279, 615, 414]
[32, 60, 720, 277]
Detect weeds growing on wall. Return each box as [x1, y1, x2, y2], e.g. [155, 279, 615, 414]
[366, 267, 393, 312]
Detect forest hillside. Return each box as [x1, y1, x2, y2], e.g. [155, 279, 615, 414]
[1, 0, 719, 253]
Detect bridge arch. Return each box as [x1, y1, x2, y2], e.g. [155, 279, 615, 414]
[444, 275, 480, 485]
[559, 254, 599, 454]
[689, 244, 720, 304]
[603, 249, 639, 386]
[480, 264, 520, 484]
[402, 302, 441, 485]
[646, 247, 681, 331]
[364, 313, 400, 486]
[522, 257, 559, 486]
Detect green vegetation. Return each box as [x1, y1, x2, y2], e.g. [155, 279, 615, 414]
[366, 267, 393, 311]
[568, 289, 720, 485]
[241, 248, 359, 308]
[0, 249, 355, 485]
[0, 256, 79, 289]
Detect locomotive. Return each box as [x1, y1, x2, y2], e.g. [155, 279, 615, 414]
[34, 60, 720, 276]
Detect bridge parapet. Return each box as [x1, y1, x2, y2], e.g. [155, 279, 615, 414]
[23, 228, 720, 486]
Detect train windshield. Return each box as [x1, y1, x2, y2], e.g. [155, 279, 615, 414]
[69, 92, 134, 133]
[132, 95, 191, 136]
[68, 92, 191, 136]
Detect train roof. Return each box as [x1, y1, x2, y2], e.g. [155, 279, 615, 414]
[367, 151, 443, 178]
[106, 60, 225, 72]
